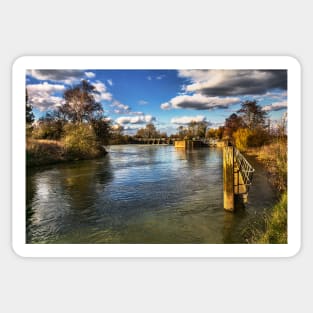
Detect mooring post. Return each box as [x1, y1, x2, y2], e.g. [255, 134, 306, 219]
[223, 145, 234, 211]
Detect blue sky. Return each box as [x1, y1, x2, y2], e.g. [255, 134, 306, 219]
[26, 69, 287, 135]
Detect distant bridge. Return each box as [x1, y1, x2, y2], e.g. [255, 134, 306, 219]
[133, 138, 174, 145]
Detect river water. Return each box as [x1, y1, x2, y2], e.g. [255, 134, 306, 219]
[26, 145, 276, 244]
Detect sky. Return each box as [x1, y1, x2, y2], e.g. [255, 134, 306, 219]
[26, 69, 288, 135]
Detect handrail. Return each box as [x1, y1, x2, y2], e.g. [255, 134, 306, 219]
[233, 147, 255, 194]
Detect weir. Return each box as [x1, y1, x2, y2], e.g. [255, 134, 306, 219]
[223, 143, 255, 212]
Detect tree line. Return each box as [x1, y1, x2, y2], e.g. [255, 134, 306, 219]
[26, 80, 287, 152]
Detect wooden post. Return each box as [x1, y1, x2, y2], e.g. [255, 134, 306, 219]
[223, 146, 234, 211]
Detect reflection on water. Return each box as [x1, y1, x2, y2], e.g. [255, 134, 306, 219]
[26, 145, 276, 244]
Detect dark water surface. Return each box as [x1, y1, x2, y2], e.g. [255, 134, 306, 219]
[26, 145, 276, 243]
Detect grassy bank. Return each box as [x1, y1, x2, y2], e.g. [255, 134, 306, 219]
[26, 138, 106, 167]
[245, 140, 287, 244]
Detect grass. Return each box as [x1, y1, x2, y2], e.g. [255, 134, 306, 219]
[26, 137, 106, 167]
[26, 138, 65, 167]
[244, 139, 288, 244]
[257, 192, 287, 244]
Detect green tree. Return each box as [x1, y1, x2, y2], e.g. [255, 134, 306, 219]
[60, 80, 102, 123]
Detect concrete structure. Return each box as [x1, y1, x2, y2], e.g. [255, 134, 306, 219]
[174, 140, 206, 149]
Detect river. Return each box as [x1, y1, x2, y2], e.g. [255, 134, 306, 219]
[26, 145, 276, 244]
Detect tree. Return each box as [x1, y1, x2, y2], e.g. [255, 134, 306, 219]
[177, 125, 188, 139]
[32, 111, 65, 140]
[237, 100, 268, 130]
[26, 88, 34, 125]
[90, 115, 111, 145]
[186, 121, 208, 139]
[135, 123, 159, 138]
[60, 80, 102, 123]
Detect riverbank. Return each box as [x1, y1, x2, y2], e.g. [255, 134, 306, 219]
[245, 140, 287, 243]
[26, 138, 107, 167]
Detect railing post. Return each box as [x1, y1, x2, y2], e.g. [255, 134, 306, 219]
[223, 145, 234, 211]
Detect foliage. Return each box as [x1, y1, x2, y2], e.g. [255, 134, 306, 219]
[233, 128, 253, 151]
[206, 127, 224, 140]
[224, 113, 244, 137]
[62, 123, 101, 159]
[176, 121, 208, 140]
[258, 193, 287, 244]
[237, 100, 268, 130]
[32, 111, 65, 140]
[233, 127, 269, 151]
[135, 123, 160, 138]
[90, 116, 111, 145]
[247, 141, 287, 192]
[243, 139, 288, 244]
[26, 139, 64, 167]
[26, 88, 35, 125]
[60, 80, 102, 123]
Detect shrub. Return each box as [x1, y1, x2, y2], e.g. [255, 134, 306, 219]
[233, 128, 253, 151]
[233, 127, 269, 151]
[32, 120, 63, 140]
[62, 123, 101, 159]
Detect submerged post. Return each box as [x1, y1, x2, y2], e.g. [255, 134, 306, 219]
[223, 145, 234, 211]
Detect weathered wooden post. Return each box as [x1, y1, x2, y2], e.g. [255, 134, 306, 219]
[223, 144, 234, 211]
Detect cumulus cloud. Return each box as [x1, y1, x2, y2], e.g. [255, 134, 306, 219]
[27, 82, 65, 111]
[116, 115, 156, 125]
[107, 79, 113, 86]
[85, 71, 96, 78]
[171, 115, 207, 125]
[161, 94, 240, 110]
[160, 102, 171, 110]
[111, 100, 130, 114]
[262, 101, 287, 112]
[92, 81, 112, 101]
[27, 69, 88, 84]
[178, 69, 287, 96]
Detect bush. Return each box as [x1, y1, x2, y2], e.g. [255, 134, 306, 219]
[233, 127, 268, 151]
[32, 121, 63, 140]
[233, 128, 252, 151]
[62, 123, 101, 159]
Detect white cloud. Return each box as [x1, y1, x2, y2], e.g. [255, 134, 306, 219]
[111, 100, 130, 114]
[138, 100, 148, 105]
[116, 115, 156, 125]
[107, 79, 113, 86]
[147, 76, 152, 81]
[178, 69, 287, 96]
[27, 69, 86, 84]
[92, 81, 112, 102]
[161, 94, 240, 110]
[171, 115, 207, 125]
[27, 82, 66, 111]
[262, 101, 287, 112]
[160, 102, 171, 110]
[85, 71, 96, 78]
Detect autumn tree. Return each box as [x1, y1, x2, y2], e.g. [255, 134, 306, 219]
[60, 80, 102, 123]
[136, 123, 159, 138]
[237, 100, 268, 130]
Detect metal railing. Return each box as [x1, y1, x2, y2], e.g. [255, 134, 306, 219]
[233, 147, 255, 194]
